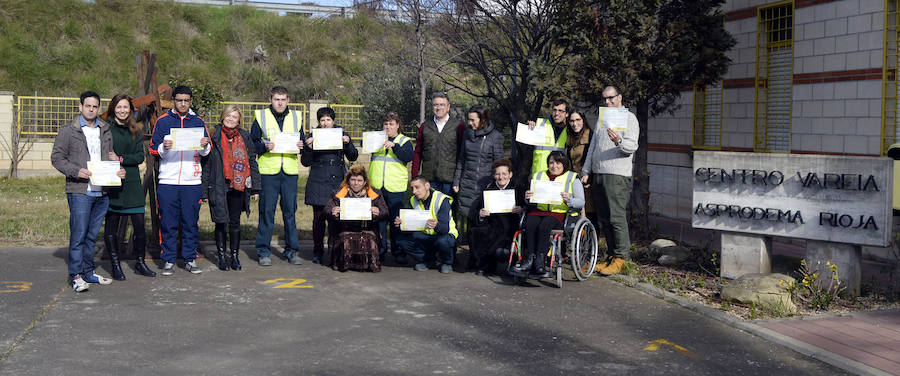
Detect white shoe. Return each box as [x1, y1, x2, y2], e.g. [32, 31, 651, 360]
[82, 272, 112, 285]
[186, 260, 202, 274]
[161, 262, 175, 276]
[72, 275, 89, 292]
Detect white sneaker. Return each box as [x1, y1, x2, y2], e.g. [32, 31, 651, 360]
[82, 272, 112, 285]
[161, 262, 175, 276]
[186, 260, 202, 274]
[72, 275, 89, 292]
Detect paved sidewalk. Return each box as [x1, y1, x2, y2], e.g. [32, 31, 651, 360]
[758, 310, 900, 375]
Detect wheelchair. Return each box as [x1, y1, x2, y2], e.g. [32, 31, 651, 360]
[506, 210, 599, 288]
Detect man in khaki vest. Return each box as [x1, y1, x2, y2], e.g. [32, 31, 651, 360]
[250, 86, 306, 266]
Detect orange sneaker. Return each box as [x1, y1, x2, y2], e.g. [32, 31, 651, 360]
[598, 257, 626, 276]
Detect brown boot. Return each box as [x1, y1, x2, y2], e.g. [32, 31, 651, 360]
[598, 257, 626, 276]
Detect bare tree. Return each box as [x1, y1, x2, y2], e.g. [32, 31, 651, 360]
[0, 104, 34, 178]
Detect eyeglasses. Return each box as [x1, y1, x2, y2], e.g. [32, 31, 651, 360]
[603, 94, 620, 100]
[174, 98, 192, 103]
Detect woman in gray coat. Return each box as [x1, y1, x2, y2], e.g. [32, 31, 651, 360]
[453, 105, 504, 267]
[202, 105, 261, 271]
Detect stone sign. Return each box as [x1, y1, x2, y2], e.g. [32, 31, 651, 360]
[692, 151, 893, 247]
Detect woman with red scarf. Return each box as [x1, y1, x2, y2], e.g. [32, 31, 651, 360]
[202, 105, 261, 271]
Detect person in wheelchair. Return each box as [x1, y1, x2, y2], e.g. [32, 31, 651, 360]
[511, 151, 584, 279]
[468, 158, 524, 276]
[324, 165, 389, 272]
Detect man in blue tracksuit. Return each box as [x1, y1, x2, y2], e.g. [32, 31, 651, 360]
[149, 85, 211, 276]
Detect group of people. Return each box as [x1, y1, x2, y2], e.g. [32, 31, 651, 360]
[52, 84, 639, 293]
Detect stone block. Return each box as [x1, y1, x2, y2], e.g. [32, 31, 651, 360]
[805, 240, 862, 296]
[835, 0, 860, 17]
[822, 135, 844, 153]
[858, 30, 882, 50]
[799, 134, 822, 151]
[801, 100, 823, 118]
[833, 81, 858, 99]
[844, 135, 868, 154]
[859, 0, 882, 13]
[795, 6, 814, 24]
[814, 2, 837, 21]
[739, 47, 756, 64]
[870, 50, 883, 68]
[844, 99, 868, 117]
[720, 232, 772, 279]
[845, 51, 870, 69]
[721, 273, 797, 313]
[856, 80, 881, 99]
[804, 22, 825, 39]
[810, 118, 834, 134]
[801, 55, 824, 74]
[813, 37, 837, 55]
[822, 100, 845, 117]
[847, 14, 871, 34]
[811, 83, 834, 100]
[831, 118, 856, 135]
[793, 84, 811, 101]
[871, 11, 883, 29]
[834, 34, 859, 53]
[823, 53, 847, 71]
[869, 99, 882, 117]
[793, 117, 811, 134]
[868, 136, 882, 155]
[824, 18, 848, 37]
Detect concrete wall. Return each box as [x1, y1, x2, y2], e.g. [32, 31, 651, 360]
[0, 92, 63, 177]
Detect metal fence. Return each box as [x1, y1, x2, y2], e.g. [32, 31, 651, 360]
[15, 96, 368, 141]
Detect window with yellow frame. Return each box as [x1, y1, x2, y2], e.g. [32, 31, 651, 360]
[754, 1, 793, 153]
[692, 82, 723, 149]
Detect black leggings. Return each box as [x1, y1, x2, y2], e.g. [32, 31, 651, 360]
[522, 215, 561, 259]
[312, 205, 327, 257]
[215, 190, 244, 244]
[104, 212, 146, 246]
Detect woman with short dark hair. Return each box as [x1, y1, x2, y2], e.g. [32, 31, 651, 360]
[468, 159, 524, 275]
[323, 164, 389, 271]
[302, 106, 359, 264]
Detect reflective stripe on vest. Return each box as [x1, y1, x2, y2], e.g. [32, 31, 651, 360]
[410, 190, 458, 238]
[532, 170, 576, 213]
[531, 125, 568, 175]
[370, 134, 410, 192]
[256, 109, 302, 175]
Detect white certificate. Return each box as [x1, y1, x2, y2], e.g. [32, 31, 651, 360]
[515, 118, 552, 146]
[530, 179, 565, 205]
[273, 132, 301, 154]
[170, 127, 205, 151]
[340, 198, 372, 221]
[361, 131, 386, 154]
[87, 161, 121, 186]
[312, 128, 343, 150]
[601, 107, 629, 133]
[484, 189, 516, 214]
[399, 209, 430, 231]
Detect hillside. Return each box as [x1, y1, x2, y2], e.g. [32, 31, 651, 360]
[0, 0, 403, 102]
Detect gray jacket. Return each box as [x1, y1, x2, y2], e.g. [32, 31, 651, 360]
[51, 116, 115, 194]
[581, 107, 639, 177]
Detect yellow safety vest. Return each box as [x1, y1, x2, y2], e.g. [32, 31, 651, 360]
[532, 121, 568, 175]
[532, 170, 577, 213]
[410, 190, 458, 238]
[256, 108, 303, 175]
[369, 133, 411, 192]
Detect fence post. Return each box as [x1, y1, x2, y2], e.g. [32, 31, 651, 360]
[0, 91, 17, 177]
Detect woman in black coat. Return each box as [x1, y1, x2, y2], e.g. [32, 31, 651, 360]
[302, 106, 359, 264]
[468, 158, 524, 275]
[453, 105, 504, 233]
[201, 105, 261, 271]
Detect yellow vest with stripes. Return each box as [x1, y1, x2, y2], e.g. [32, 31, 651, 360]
[256, 108, 302, 175]
[369, 133, 411, 192]
[532, 170, 577, 213]
[532, 122, 568, 175]
[410, 190, 458, 238]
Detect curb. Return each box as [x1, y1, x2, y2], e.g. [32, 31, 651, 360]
[608, 274, 893, 376]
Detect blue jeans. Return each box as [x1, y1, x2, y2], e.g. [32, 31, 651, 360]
[377, 190, 407, 257]
[429, 181, 453, 197]
[157, 184, 202, 263]
[397, 231, 456, 266]
[256, 171, 299, 258]
[66, 193, 108, 276]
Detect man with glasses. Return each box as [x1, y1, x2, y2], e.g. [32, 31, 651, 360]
[513, 99, 571, 179]
[411, 92, 466, 196]
[580, 86, 639, 275]
[250, 86, 306, 266]
[149, 85, 211, 276]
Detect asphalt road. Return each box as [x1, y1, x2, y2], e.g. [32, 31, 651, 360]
[0, 246, 847, 375]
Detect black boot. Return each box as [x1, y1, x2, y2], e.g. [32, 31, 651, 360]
[104, 234, 126, 280]
[132, 234, 156, 277]
[215, 226, 229, 271]
[530, 252, 550, 279]
[511, 253, 533, 275]
[229, 228, 242, 271]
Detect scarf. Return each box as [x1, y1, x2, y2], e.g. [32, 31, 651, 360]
[221, 127, 250, 191]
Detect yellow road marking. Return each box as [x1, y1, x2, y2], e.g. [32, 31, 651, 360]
[263, 278, 314, 288]
[0, 281, 32, 293]
[643, 339, 699, 359]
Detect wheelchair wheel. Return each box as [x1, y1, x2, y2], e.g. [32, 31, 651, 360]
[570, 217, 599, 281]
[551, 233, 564, 288]
[507, 231, 525, 284]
